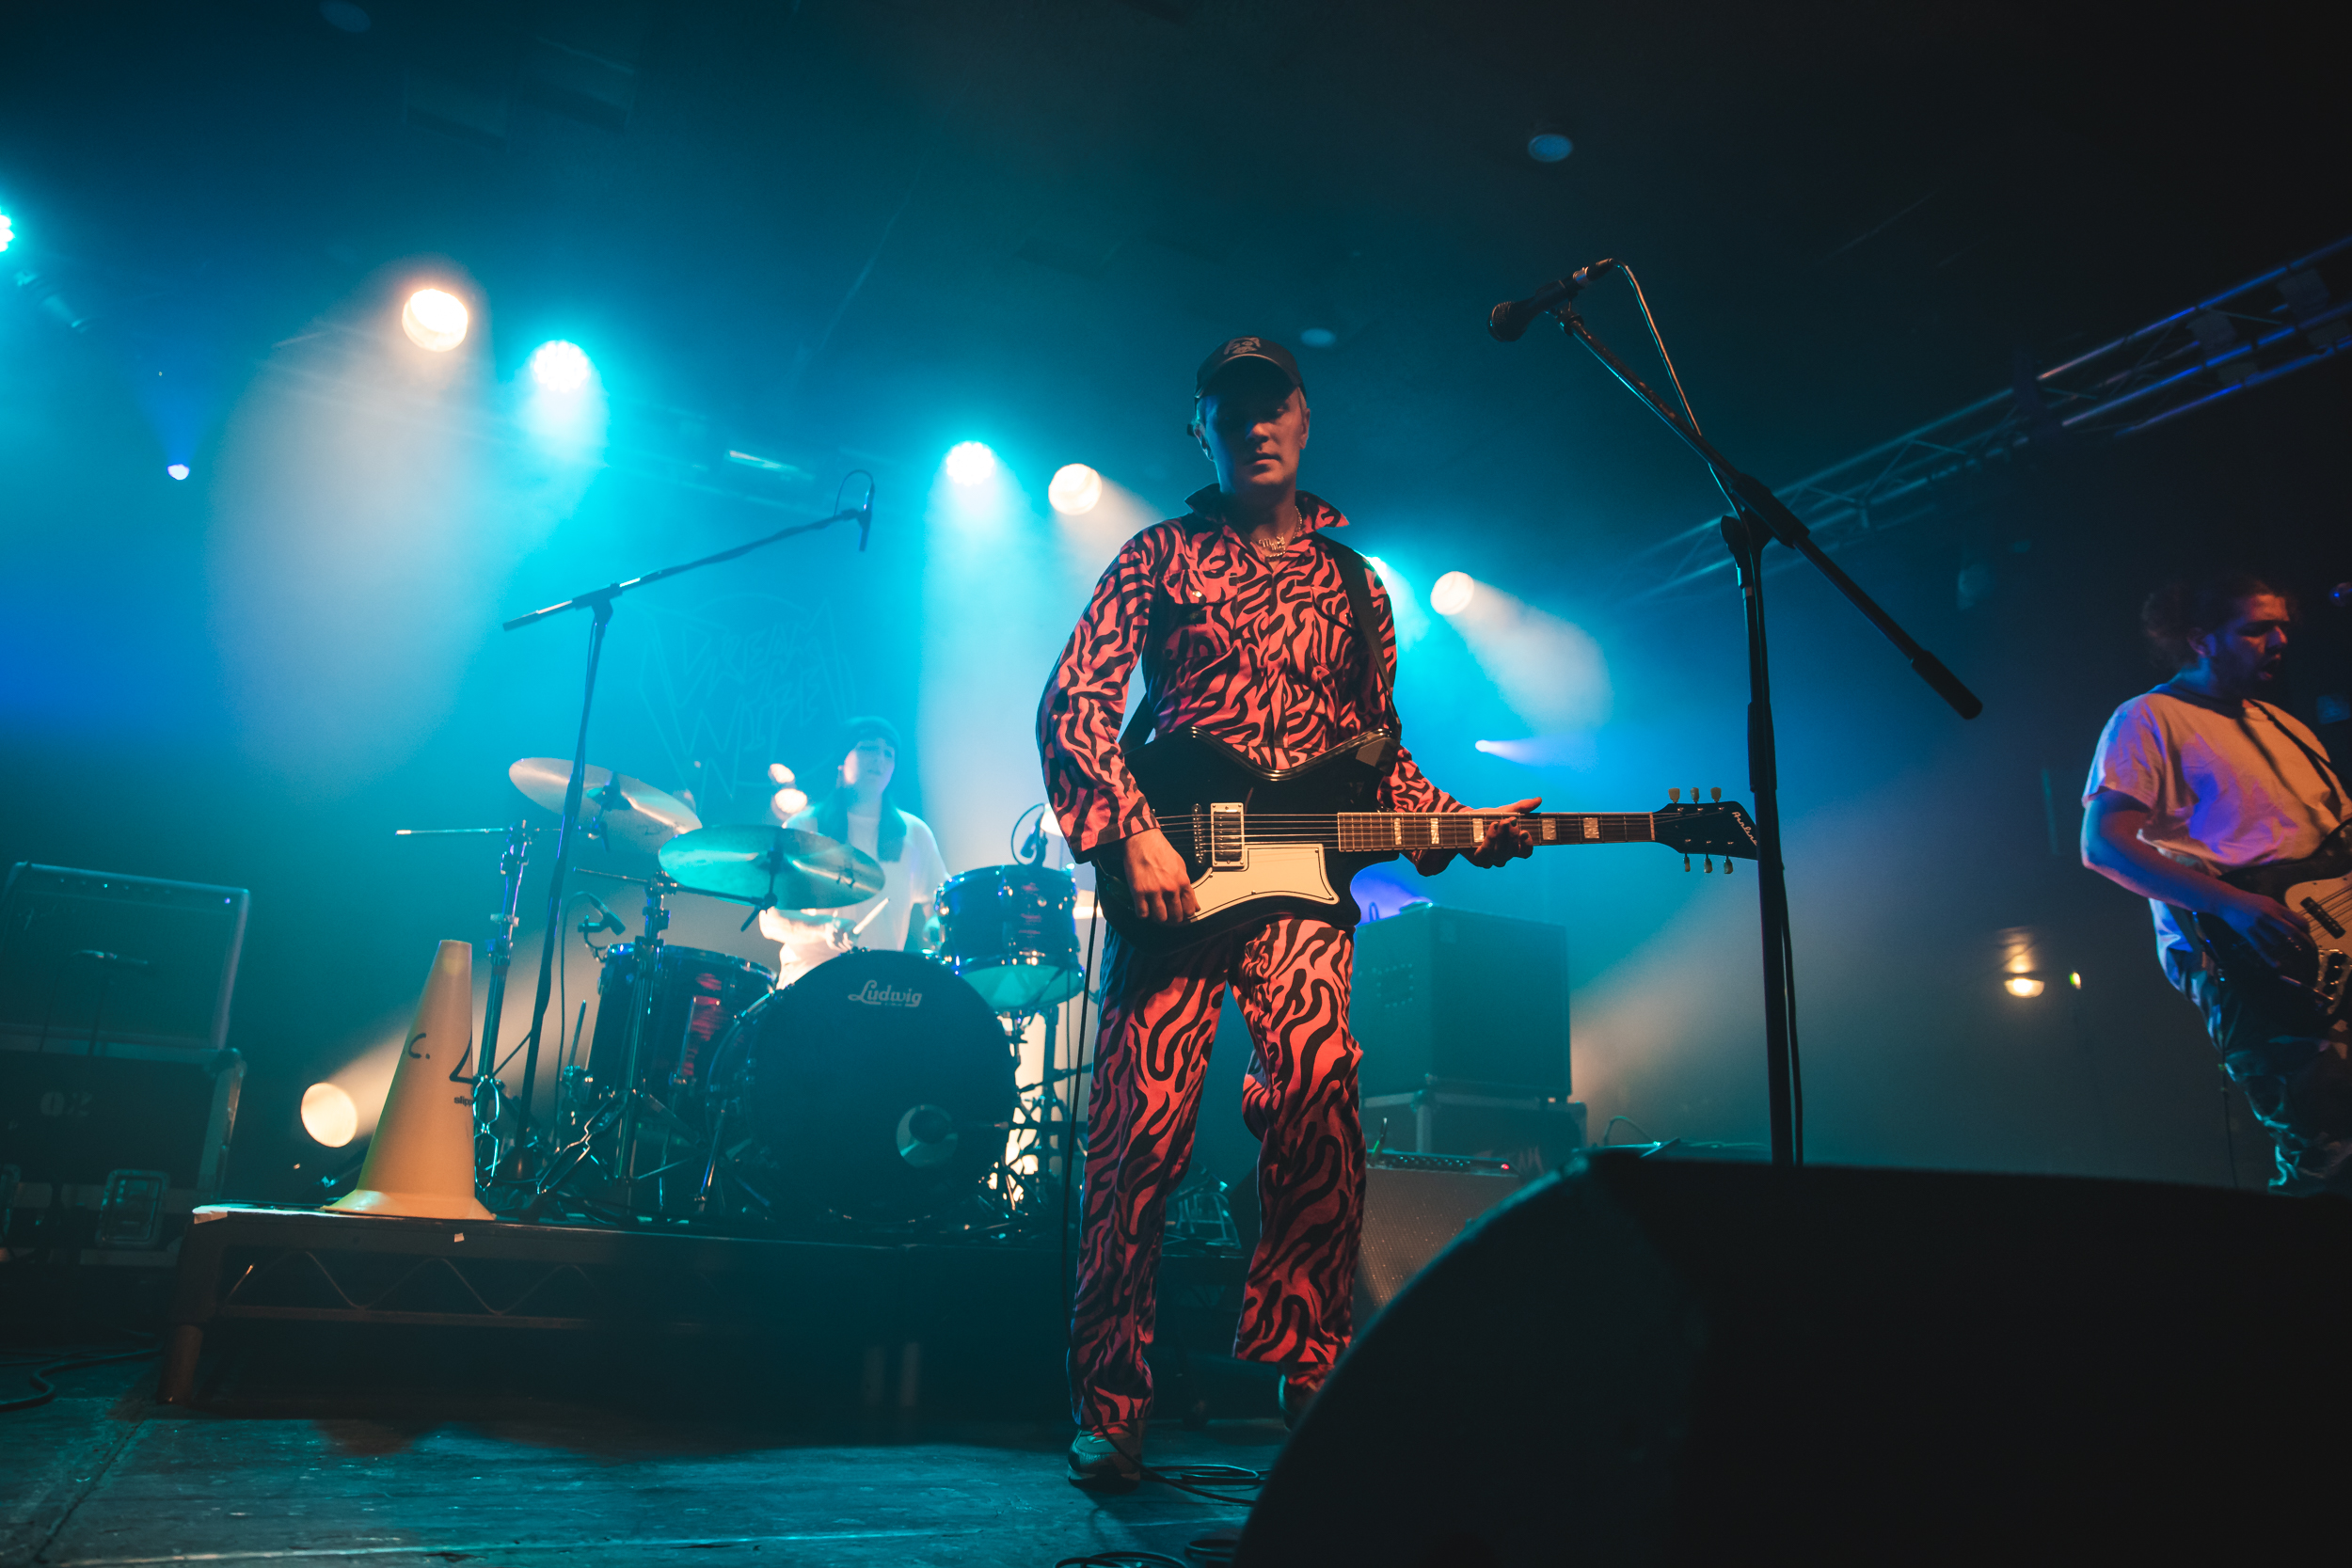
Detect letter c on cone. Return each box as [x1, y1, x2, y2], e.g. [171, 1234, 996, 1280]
[330, 940, 495, 1221]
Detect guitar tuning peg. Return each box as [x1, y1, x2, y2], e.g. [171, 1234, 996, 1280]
[1668, 787, 1681, 803]
[1683, 854, 1692, 872]
[1704, 856, 1714, 873]
[1691, 785, 1701, 805]
[1724, 857, 1734, 875]
[1711, 786, 1722, 801]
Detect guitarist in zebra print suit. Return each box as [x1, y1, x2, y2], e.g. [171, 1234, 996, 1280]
[2084, 574, 2352, 1193]
[1038, 337, 1536, 1490]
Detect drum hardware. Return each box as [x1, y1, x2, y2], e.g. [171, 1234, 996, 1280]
[508, 758, 702, 857]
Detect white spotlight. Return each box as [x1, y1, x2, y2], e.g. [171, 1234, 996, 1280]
[166, 463, 190, 481]
[1430, 571, 1476, 616]
[2003, 976, 2046, 999]
[529, 340, 592, 391]
[401, 288, 469, 352]
[945, 441, 997, 486]
[301, 1082, 358, 1147]
[1049, 463, 1103, 515]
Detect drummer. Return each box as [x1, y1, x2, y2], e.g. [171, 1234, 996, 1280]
[759, 717, 948, 985]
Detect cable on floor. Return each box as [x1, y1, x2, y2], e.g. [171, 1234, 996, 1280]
[0, 1332, 158, 1415]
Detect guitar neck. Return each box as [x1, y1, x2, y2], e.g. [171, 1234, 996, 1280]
[1336, 812, 1654, 852]
[1163, 810, 1657, 851]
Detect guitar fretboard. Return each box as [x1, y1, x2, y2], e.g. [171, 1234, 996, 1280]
[1161, 812, 1657, 852]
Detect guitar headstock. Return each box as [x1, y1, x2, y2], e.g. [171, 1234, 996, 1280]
[1656, 787, 1759, 861]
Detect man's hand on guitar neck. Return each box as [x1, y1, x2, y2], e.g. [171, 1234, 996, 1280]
[1120, 826, 1200, 926]
[1461, 798, 1542, 868]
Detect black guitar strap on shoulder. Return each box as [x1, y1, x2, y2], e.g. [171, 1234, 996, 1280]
[2249, 700, 2351, 828]
[1312, 533, 1399, 736]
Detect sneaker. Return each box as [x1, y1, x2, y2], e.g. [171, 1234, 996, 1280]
[1067, 1425, 1143, 1493]
[1279, 1374, 1319, 1431]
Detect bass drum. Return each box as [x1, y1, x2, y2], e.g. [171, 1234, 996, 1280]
[730, 950, 1014, 1222]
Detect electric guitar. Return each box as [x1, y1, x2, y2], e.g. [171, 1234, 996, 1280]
[2191, 822, 2352, 1028]
[1090, 727, 1759, 950]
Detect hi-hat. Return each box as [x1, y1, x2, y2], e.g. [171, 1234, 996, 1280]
[659, 825, 884, 911]
[509, 758, 701, 854]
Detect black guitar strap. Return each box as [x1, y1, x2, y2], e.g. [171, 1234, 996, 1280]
[1314, 533, 1400, 736]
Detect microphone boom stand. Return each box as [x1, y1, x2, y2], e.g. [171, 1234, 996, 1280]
[1550, 303, 1982, 1166]
[502, 504, 867, 1153]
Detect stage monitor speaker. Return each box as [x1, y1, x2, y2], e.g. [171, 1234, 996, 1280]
[1356, 1152, 1525, 1323]
[1242, 1155, 2352, 1565]
[0, 863, 249, 1053]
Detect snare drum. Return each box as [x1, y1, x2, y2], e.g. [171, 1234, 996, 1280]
[936, 863, 1083, 1013]
[587, 942, 772, 1095]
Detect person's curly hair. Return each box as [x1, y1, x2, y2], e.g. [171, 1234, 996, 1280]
[2140, 573, 2292, 672]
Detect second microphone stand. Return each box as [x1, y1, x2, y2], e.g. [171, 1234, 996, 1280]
[1549, 295, 1981, 1166]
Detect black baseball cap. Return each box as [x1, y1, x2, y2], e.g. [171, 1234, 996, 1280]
[1195, 336, 1304, 400]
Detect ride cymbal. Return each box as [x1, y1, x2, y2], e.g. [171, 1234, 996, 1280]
[658, 825, 884, 911]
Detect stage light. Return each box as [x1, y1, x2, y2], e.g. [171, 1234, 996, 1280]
[2069, 972, 2083, 990]
[1049, 463, 1103, 515]
[400, 288, 469, 352]
[301, 1082, 358, 1147]
[166, 463, 190, 481]
[1430, 571, 1475, 616]
[1363, 556, 1431, 649]
[945, 441, 997, 486]
[529, 340, 592, 391]
[1527, 131, 1574, 164]
[2004, 975, 2045, 999]
[0, 212, 13, 252]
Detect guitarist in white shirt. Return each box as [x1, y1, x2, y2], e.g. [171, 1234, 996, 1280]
[2083, 574, 2352, 1192]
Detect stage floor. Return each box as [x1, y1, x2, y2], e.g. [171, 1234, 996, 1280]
[6, 1354, 1267, 1567]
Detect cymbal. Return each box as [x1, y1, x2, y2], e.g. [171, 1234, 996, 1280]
[658, 825, 884, 911]
[508, 758, 701, 854]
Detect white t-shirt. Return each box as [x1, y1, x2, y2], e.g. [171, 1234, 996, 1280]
[775, 803, 946, 958]
[2084, 689, 2347, 988]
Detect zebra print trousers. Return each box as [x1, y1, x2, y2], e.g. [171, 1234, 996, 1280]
[1070, 915, 1364, 1433]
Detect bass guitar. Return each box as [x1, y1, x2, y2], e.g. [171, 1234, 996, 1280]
[1090, 727, 1759, 950]
[2192, 822, 2352, 1027]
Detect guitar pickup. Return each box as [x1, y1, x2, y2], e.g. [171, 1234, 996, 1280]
[2303, 897, 2345, 939]
[1210, 802, 1246, 869]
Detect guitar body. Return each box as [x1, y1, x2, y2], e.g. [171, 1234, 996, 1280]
[1091, 728, 1404, 951]
[2194, 823, 2352, 1030]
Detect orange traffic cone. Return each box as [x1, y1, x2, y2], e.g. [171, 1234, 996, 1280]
[331, 940, 495, 1220]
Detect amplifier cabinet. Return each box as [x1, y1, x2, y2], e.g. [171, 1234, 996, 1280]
[1350, 906, 1569, 1098]
[0, 863, 250, 1260]
[1355, 1152, 1526, 1323]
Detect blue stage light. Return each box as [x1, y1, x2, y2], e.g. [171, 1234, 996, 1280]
[0, 212, 13, 252]
[945, 441, 997, 486]
[529, 340, 592, 391]
[167, 463, 190, 481]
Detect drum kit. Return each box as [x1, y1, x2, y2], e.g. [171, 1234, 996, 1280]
[406, 756, 1097, 1232]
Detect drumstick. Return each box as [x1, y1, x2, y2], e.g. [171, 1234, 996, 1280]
[850, 898, 889, 937]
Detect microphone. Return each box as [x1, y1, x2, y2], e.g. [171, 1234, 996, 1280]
[1488, 258, 1619, 341]
[577, 896, 626, 937]
[856, 489, 874, 553]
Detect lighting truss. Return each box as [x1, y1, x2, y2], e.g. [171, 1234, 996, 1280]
[1629, 232, 2352, 599]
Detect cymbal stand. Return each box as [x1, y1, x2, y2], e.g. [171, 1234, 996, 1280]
[612, 873, 675, 1210]
[501, 486, 872, 1139]
[472, 819, 535, 1174]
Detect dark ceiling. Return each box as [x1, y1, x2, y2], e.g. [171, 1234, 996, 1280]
[5, 0, 2348, 568]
